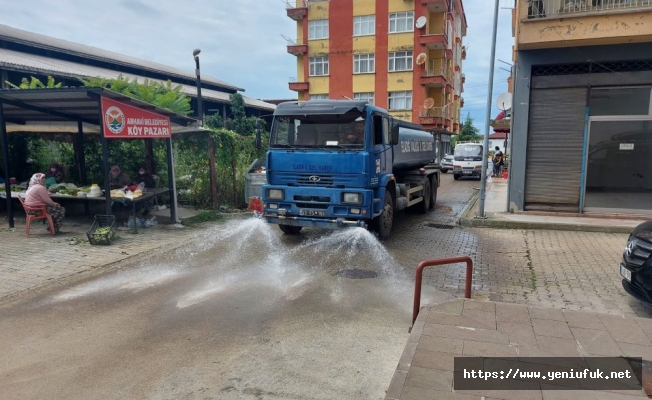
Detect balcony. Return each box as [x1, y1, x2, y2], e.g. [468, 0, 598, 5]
[419, 107, 451, 130]
[419, 27, 448, 50]
[527, 0, 652, 19]
[460, 97, 464, 107]
[288, 77, 309, 92]
[420, 61, 450, 87]
[421, 0, 449, 12]
[518, 0, 652, 49]
[286, 39, 308, 55]
[286, 0, 308, 20]
[491, 118, 511, 131]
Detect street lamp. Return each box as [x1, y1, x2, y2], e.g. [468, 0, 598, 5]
[193, 48, 203, 126]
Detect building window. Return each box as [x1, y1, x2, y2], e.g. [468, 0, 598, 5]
[354, 92, 374, 105]
[389, 12, 414, 33]
[309, 56, 329, 76]
[308, 20, 329, 40]
[310, 94, 328, 100]
[354, 15, 375, 36]
[388, 91, 412, 110]
[388, 51, 413, 72]
[354, 54, 375, 74]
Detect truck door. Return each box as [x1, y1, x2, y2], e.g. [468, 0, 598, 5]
[371, 114, 391, 184]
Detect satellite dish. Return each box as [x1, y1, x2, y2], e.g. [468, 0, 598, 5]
[496, 93, 513, 111]
[415, 16, 427, 29]
[423, 98, 435, 109]
[415, 53, 427, 65]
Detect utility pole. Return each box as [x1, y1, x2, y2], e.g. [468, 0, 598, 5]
[476, 0, 500, 219]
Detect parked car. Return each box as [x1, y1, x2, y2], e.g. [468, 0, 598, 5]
[441, 154, 454, 173]
[620, 220, 652, 304]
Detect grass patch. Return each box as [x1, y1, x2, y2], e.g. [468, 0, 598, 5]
[181, 210, 224, 227]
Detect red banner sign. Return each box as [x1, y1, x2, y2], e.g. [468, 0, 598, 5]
[100, 96, 172, 139]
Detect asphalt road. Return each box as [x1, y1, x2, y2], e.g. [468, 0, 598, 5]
[2, 173, 639, 400]
[0, 174, 478, 400]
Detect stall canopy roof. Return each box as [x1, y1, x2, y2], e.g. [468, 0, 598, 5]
[0, 87, 198, 134]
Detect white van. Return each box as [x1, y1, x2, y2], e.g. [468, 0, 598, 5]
[452, 142, 484, 180]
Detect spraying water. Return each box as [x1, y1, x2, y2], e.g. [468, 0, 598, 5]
[43, 217, 412, 312]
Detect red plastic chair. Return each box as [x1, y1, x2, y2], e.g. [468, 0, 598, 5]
[17, 196, 55, 238]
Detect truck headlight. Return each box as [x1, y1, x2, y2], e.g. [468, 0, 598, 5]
[267, 189, 284, 200]
[342, 192, 362, 204]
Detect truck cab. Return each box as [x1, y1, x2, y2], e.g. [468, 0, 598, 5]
[261, 100, 438, 239]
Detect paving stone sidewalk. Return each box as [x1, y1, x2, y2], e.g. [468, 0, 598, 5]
[0, 214, 211, 305]
[386, 298, 651, 400]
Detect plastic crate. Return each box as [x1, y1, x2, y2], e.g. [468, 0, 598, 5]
[86, 215, 116, 245]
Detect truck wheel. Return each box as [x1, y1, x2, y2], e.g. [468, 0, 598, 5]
[279, 225, 302, 234]
[453, 174, 460, 180]
[418, 179, 431, 214]
[430, 176, 438, 209]
[375, 194, 394, 240]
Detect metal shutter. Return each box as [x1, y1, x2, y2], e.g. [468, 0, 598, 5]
[524, 88, 587, 211]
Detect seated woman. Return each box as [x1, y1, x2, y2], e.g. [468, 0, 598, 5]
[44, 163, 64, 184]
[134, 166, 156, 189]
[109, 165, 132, 189]
[24, 172, 66, 234]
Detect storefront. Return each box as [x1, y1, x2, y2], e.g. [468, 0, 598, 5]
[509, 42, 652, 215]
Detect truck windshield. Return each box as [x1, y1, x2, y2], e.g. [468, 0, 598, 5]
[454, 145, 483, 158]
[271, 113, 366, 149]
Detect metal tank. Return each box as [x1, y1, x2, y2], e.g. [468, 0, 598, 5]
[392, 126, 436, 172]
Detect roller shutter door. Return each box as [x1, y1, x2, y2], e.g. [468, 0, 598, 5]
[524, 88, 587, 211]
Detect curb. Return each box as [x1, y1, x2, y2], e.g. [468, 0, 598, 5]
[458, 216, 635, 234]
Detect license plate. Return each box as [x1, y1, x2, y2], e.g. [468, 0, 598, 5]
[463, 170, 472, 174]
[300, 209, 326, 217]
[620, 265, 632, 282]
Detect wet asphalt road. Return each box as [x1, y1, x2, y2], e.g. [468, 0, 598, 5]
[0, 173, 478, 400]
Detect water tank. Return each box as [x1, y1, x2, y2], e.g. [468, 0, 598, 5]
[392, 127, 436, 171]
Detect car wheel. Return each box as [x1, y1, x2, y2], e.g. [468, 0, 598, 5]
[441, 169, 448, 173]
[453, 174, 460, 180]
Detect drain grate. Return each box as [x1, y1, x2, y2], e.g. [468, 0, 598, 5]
[427, 223, 455, 229]
[336, 269, 378, 279]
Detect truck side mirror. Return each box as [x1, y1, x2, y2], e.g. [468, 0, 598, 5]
[391, 122, 399, 145]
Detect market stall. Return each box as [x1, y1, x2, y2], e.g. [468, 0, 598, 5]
[0, 88, 198, 229]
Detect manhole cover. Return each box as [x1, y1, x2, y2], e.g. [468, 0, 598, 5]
[336, 269, 378, 279]
[426, 223, 455, 229]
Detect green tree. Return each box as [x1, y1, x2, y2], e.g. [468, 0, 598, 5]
[5, 76, 63, 89]
[456, 113, 481, 143]
[224, 93, 258, 136]
[80, 75, 192, 116]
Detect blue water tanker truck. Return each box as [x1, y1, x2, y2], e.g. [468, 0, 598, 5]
[261, 100, 440, 239]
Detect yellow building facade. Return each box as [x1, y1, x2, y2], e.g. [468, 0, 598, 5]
[286, 0, 467, 136]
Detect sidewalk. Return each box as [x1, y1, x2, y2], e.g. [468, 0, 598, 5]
[458, 177, 649, 234]
[0, 206, 216, 305]
[386, 298, 651, 400]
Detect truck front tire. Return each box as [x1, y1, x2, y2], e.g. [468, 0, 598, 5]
[373, 193, 394, 240]
[279, 225, 302, 234]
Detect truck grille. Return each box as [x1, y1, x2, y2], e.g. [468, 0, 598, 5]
[296, 174, 334, 186]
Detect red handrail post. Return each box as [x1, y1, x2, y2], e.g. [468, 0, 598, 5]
[411, 256, 473, 328]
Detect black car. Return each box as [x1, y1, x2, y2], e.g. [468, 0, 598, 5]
[620, 221, 652, 303]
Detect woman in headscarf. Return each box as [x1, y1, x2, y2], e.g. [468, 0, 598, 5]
[44, 162, 64, 184]
[24, 173, 66, 234]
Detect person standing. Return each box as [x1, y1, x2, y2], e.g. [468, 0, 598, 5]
[492, 146, 504, 178]
[24, 172, 66, 234]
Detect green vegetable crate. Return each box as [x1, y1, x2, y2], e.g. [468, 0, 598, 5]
[86, 215, 116, 245]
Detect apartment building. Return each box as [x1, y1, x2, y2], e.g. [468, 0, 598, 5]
[509, 0, 652, 215]
[286, 0, 467, 156]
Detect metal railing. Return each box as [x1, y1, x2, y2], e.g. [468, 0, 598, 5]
[419, 107, 449, 118]
[411, 256, 474, 330]
[527, 0, 652, 18]
[423, 60, 451, 80]
[285, 38, 303, 46]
